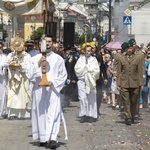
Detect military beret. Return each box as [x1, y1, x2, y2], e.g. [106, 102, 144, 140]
[128, 41, 134, 47]
[121, 42, 129, 50]
[128, 38, 136, 45]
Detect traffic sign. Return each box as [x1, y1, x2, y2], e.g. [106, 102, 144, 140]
[124, 9, 131, 15]
[123, 16, 132, 25]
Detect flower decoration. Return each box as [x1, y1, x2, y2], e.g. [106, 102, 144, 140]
[81, 42, 95, 50]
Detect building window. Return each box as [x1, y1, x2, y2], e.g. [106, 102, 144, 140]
[84, 0, 90, 2]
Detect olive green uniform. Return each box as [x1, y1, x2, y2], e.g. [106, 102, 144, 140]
[117, 52, 144, 122]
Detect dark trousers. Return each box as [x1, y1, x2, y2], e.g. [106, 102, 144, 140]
[96, 85, 103, 116]
[120, 88, 140, 120]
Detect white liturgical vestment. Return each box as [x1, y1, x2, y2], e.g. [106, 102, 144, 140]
[0, 53, 7, 117]
[26, 51, 67, 142]
[5, 51, 31, 118]
[74, 55, 100, 118]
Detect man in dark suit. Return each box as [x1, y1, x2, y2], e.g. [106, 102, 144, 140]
[116, 42, 144, 125]
[63, 46, 78, 103]
[91, 45, 107, 117]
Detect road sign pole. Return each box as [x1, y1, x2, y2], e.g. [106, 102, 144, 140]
[108, 0, 112, 42]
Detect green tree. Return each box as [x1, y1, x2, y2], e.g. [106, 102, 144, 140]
[75, 32, 84, 45]
[74, 31, 107, 48]
[74, 32, 93, 46]
[0, 23, 8, 40]
[30, 27, 44, 40]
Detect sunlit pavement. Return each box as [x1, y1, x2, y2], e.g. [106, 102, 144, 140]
[0, 101, 150, 150]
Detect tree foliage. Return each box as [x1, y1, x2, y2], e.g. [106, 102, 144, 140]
[30, 27, 107, 48]
[30, 27, 44, 40]
[74, 32, 94, 46]
[74, 32, 106, 47]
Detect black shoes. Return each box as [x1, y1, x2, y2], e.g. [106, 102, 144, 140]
[39, 141, 57, 149]
[8, 116, 18, 120]
[80, 116, 97, 123]
[80, 115, 86, 123]
[125, 119, 132, 125]
[87, 117, 97, 123]
[125, 117, 136, 125]
[131, 118, 135, 124]
[39, 142, 47, 147]
[49, 140, 57, 149]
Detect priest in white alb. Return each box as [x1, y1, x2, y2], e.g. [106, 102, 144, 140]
[0, 44, 7, 118]
[5, 36, 31, 119]
[26, 35, 67, 149]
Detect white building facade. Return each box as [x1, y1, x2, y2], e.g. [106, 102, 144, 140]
[113, 0, 150, 47]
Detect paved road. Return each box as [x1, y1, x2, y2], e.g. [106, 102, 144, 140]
[0, 101, 150, 150]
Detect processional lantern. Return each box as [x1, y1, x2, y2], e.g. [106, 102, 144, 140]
[39, 35, 51, 86]
[39, 0, 55, 86]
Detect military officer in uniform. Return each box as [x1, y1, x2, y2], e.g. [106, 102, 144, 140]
[128, 39, 146, 116]
[113, 42, 129, 110]
[116, 42, 144, 125]
[113, 42, 129, 79]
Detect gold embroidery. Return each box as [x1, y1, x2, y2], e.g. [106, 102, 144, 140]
[4, 2, 15, 11]
[4, 0, 37, 11]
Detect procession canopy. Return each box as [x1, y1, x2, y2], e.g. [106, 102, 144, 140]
[0, 0, 56, 15]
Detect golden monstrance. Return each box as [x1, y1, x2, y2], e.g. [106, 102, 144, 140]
[9, 35, 24, 67]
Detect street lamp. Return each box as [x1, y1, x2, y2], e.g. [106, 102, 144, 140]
[108, 0, 112, 42]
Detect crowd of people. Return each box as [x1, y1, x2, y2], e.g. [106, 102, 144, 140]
[0, 35, 150, 149]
